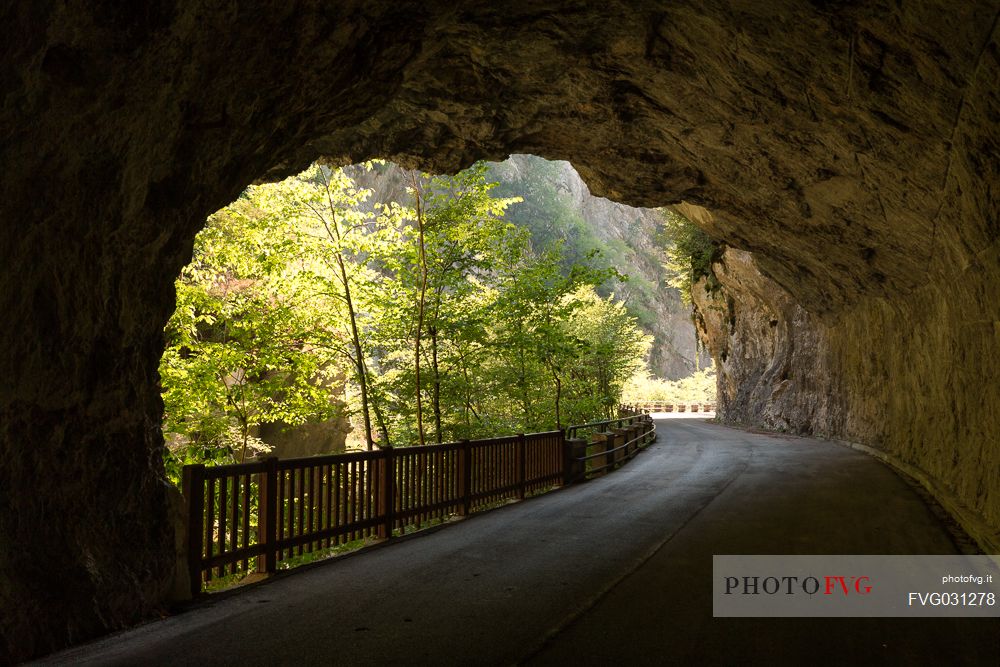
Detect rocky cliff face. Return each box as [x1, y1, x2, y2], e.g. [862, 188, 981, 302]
[488, 155, 708, 378]
[694, 240, 1000, 551]
[693, 247, 837, 433]
[352, 155, 706, 378]
[1, 0, 996, 661]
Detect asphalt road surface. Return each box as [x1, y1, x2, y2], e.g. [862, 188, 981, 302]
[38, 418, 999, 666]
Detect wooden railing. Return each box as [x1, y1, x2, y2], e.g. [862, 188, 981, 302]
[565, 414, 649, 442]
[564, 415, 656, 481]
[182, 419, 653, 595]
[622, 401, 716, 413]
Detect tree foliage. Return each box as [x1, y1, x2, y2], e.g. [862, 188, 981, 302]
[160, 185, 345, 480]
[160, 162, 653, 480]
[623, 366, 716, 405]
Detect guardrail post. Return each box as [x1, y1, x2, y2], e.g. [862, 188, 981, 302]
[595, 431, 612, 475]
[459, 439, 472, 515]
[378, 447, 395, 539]
[563, 437, 586, 484]
[517, 433, 527, 500]
[256, 456, 278, 575]
[612, 428, 626, 467]
[182, 464, 205, 598]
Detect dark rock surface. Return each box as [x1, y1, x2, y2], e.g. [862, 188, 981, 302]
[0, 0, 996, 661]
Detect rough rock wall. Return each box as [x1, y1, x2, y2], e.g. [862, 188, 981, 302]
[692, 248, 837, 434]
[693, 242, 1000, 549]
[0, 0, 997, 661]
[258, 417, 350, 459]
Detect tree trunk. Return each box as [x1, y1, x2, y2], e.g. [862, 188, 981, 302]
[338, 254, 375, 450]
[371, 395, 392, 447]
[461, 351, 472, 432]
[518, 342, 530, 432]
[430, 324, 443, 443]
[549, 363, 562, 430]
[412, 174, 428, 446]
[318, 172, 375, 450]
[239, 419, 250, 464]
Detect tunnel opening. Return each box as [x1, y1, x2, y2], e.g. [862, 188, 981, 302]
[2, 1, 998, 662]
[159, 155, 717, 482]
[157, 154, 720, 594]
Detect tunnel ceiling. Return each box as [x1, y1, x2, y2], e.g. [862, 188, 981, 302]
[1, 1, 998, 662]
[4, 1, 996, 328]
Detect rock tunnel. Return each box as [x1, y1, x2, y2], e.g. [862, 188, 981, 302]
[1, 0, 997, 660]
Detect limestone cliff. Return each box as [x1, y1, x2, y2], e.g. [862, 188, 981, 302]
[693, 247, 837, 434]
[489, 155, 709, 378]
[693, 243, 999, 554]
[350, 155, 706, 378]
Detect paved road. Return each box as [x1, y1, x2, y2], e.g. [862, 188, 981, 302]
[38, 419, 999, 666]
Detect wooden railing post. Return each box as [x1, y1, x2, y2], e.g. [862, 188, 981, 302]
[563, 437, 586, 485]
[517, 433, 527, 500]
[378, 447, 395, 539]
[613, 428, 626, 467]
[585, 432, 605, 476]
[603, 430, 616, 472]
[257, 456, 278, 575]
[458, 439, 472, 516]
[182, 464, 205, 598]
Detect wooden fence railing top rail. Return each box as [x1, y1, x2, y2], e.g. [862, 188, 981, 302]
[565, 414, 646, 441]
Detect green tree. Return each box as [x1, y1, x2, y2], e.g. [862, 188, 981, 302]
[362, 164, 523, 445]
[266, 163, 384, 449]
[415, 164, 523, 441]
[160, 191, 342, 480]
[560, 286, 652, 421]
[161, 159, 656, 475]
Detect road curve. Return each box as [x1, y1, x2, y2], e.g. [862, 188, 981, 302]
[36, 419, 999, 666]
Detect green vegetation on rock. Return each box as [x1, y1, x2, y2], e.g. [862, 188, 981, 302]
[486, 154, 707, 378]
[660, 208, 721, 305]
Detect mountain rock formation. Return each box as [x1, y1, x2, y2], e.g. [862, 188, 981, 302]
[352, 155, 706, 378]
